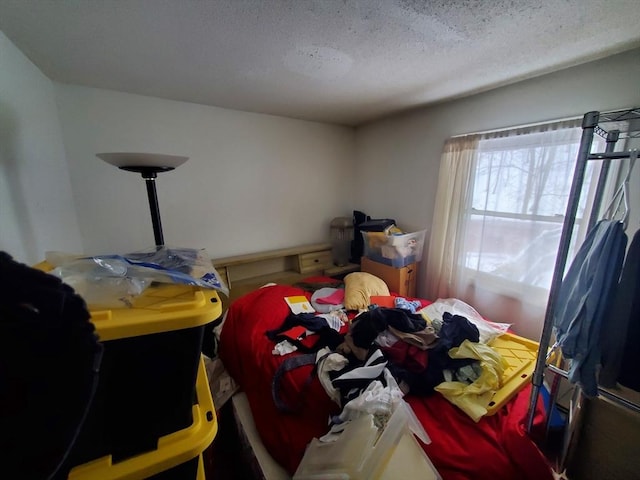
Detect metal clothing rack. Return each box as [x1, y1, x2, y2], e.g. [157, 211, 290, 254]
[525, 108, 640, 465]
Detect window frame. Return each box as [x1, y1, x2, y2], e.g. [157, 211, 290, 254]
[458, 127, 607, 299]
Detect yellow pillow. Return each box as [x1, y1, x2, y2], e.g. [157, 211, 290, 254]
[343, 272, 390, 310]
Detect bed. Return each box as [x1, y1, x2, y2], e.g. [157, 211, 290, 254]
[218, 276, 554, 480]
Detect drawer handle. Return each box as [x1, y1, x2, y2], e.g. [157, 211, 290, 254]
[314, 259, 319, 263]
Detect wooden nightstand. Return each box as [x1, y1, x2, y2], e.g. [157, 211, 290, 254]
[361, 257, 417, 297]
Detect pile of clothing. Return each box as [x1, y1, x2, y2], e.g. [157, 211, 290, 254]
[270, 296, 509, 424]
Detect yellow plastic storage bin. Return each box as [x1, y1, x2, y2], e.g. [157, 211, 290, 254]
[486, 332, 539, 415]
[35, 262, 222, 478]
[68, 357, 217, 480]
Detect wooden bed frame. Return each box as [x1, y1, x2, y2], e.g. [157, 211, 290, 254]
[208, 245, 552, 480]
[231, 392, 291, 480]
[212, 243, 358, 303]
[211, 244, 338, 480]
[209, 243, 363, 479]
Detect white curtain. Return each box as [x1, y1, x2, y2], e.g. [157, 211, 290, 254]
[425, 120, 605, 340]
[425, 134, 480, 301]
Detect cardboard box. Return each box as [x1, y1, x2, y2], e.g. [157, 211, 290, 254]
[566, 386, 640, 479]
[361, 256, 417, 298]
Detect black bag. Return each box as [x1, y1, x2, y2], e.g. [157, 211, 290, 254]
[350, 211, 396, 263]
[0, 252, 103, 480]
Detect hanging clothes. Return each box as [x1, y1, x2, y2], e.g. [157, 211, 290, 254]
[599, 229, 640, 388]
[553, 219, 627, 396]
[618, 287, 640, 391]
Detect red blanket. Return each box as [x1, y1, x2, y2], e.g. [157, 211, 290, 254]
[219, 283, 553, 479]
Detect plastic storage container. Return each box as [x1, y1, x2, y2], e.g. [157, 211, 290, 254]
[293, 401, 439, 480]
[68, 357, 217, 480]
[32, 261, 223, 478]
[362, 230, 426, 267]
[485, 332, 539, 415]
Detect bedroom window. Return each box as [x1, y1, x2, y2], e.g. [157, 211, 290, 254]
[462, 128, 602, 298]
[426, 119, 607, 338]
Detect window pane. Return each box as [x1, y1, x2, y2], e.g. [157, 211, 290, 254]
[463, 128, 598, 291]
[473, 135, 584, 217]
[463, 215, 581, 289]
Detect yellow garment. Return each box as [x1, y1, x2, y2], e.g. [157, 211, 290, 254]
[365, 231, 388, 248]
[434, 340, 508, 422]
[419, 310, 433, 327]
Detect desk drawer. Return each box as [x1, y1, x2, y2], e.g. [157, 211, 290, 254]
[297, 251, 333, 274]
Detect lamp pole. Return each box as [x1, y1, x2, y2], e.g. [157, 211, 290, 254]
[120, 166, 175, 247]
[143, 172, 164, 247]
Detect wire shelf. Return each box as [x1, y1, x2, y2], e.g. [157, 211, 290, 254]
[594, 107, 640, 140]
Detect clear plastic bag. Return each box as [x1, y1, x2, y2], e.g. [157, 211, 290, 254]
[47, 247, 229, 308]
[338, 369, 404, 423]
[420, 298, 511, 344]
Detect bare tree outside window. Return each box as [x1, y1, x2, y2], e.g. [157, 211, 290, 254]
[462, 130, 602, 292]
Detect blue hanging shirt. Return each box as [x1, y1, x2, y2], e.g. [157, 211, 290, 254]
[553, 219, 627, 396]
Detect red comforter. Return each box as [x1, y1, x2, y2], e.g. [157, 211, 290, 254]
[219, 283, 553, 479]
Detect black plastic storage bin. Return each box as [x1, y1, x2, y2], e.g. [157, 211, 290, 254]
[63, 357, 216, 480]
[68, 326, 204, 465]
[48, 280, 222, 478]
[357, 219, 397, 232]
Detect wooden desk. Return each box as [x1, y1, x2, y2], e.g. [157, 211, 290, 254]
[212, 243, 334, 302]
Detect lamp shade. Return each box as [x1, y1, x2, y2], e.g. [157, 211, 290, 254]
[96, 153, 188, 170]
[96, 152, 188, 247]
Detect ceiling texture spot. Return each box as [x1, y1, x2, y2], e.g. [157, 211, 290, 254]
[283, 45, 354, 80]
[0, 0, 639, 125]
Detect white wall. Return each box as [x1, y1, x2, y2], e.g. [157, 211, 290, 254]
[355, 47, 640, 339]
[355, 48, 640, 231]
[0, 31, 82, 264]
[54, 85, 356, 258]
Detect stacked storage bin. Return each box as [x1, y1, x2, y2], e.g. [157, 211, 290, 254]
[361, 230, 426, 268]
[42, 272, 222, 480]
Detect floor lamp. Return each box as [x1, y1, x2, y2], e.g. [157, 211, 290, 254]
[96, 153, 188, 247]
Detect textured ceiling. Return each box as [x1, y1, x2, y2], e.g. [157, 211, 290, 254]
[1, 0, 639, 126]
